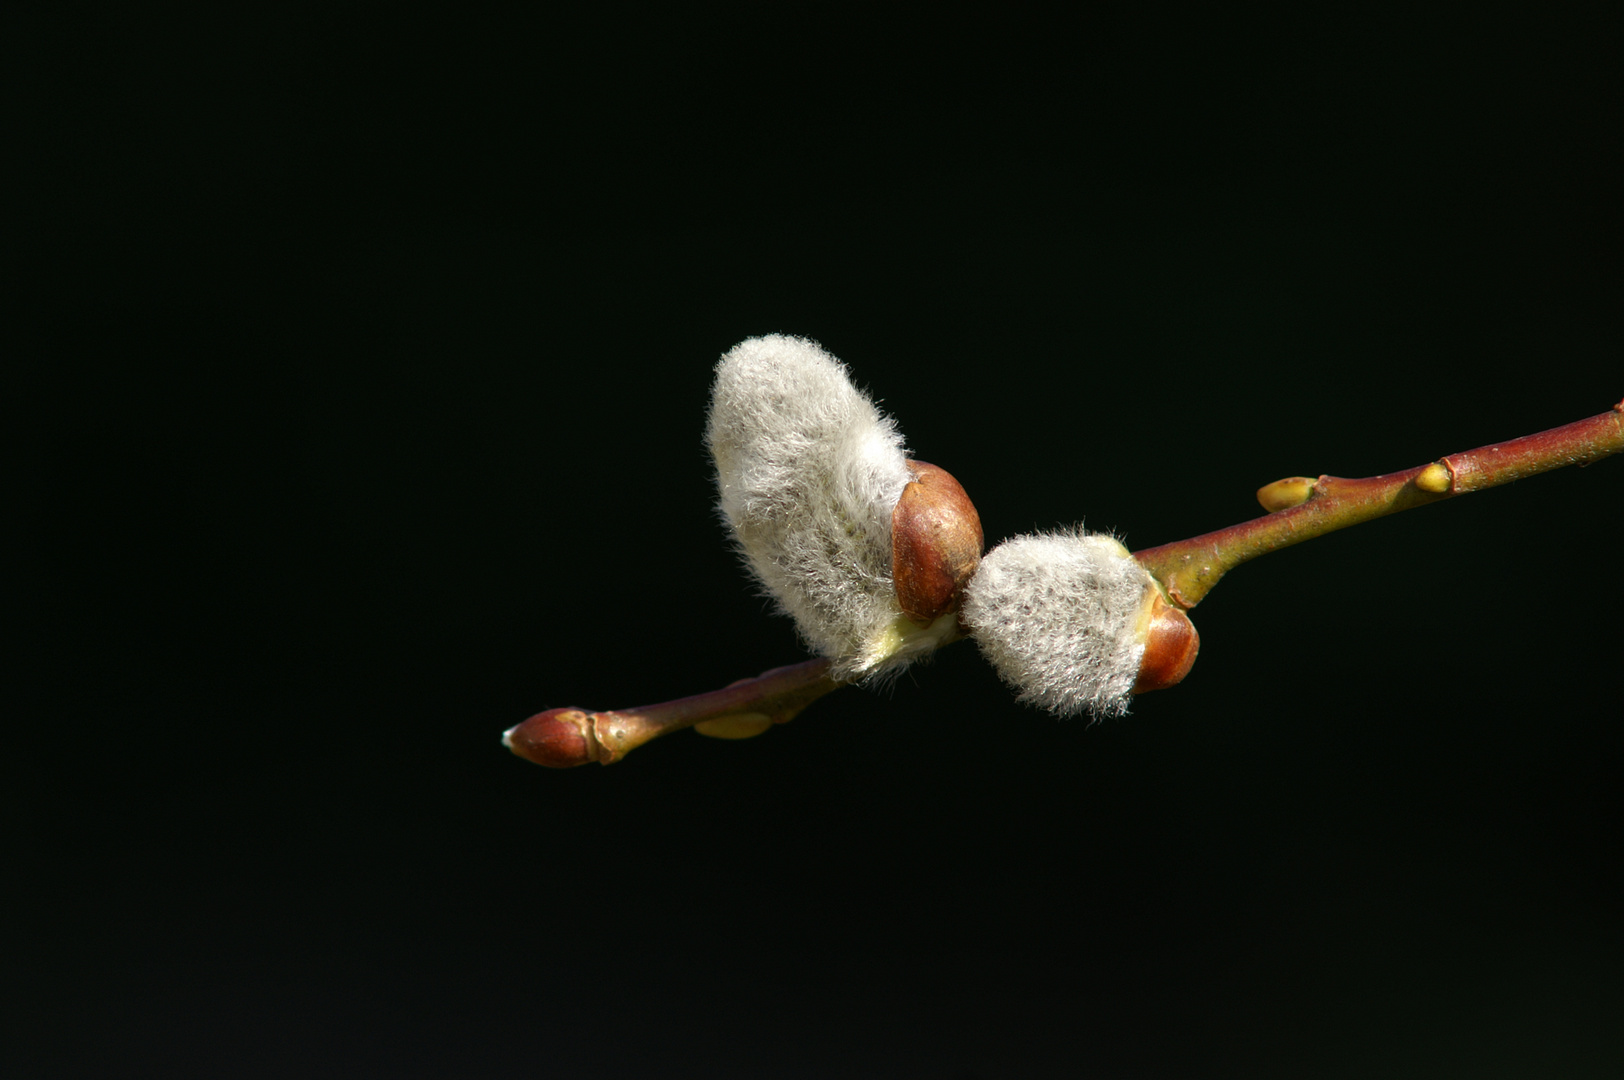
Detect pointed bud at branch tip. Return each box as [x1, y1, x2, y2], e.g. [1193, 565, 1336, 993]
[1256, 476, 1317, 512]
[1414, 462, 1452, 493]
[506, 708, 600, 768]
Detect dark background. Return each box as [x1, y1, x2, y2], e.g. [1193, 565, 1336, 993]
[12, 6, 1621, 1077]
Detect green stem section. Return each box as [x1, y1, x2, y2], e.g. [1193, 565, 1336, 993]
[1132, 402, 1624, 609]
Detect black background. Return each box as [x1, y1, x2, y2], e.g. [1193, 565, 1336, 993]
[12, 6, 1622, 1077]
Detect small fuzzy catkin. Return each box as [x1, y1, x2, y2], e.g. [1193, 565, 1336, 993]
[961, 529, 1154, 718]
[707, 335, 939, 680]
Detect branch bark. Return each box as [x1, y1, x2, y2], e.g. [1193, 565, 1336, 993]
[1132, 402, 1624, 609]
[503, 660, 840, 768]
[506, 399, 1623, 767]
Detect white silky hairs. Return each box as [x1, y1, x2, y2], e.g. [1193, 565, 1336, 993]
[707, 335, 956, 680]
[707, 334, 1157, 714]
[961, 530, 1153, 719]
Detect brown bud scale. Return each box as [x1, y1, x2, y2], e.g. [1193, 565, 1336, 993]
[891, 460, 984, 625]
[1133, 592, 1200, 695]
[506, 707, 599, 768]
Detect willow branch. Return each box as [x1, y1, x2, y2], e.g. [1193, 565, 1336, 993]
[1133, 401, 1624, 609]
[504, 659, 842, 768]
[507, 399, 1622, 768]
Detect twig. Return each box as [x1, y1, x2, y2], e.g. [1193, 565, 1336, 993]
[507, 400, 1623, 767]
[1133, 402, 1624, 609]
[504, 659, 841, 768]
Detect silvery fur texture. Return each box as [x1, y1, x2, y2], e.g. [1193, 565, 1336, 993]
[962, 530, 1153, 718]
[707, 335, 922, 680]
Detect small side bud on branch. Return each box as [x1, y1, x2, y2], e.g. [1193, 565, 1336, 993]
[1256, 476, 1317, 512]
[1414, 462, 1451, 493]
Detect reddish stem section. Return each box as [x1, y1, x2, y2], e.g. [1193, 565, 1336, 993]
[505, 659, 841, 767]
[1133, 404, 1624, 609]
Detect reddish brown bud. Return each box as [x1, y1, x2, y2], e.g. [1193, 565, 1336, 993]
[891, 460, 984, 625]
[1132, 592, 1200, 694]
[505, 708, 600, 768]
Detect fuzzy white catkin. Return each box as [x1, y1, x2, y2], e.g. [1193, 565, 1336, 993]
[961, 529, 1154, 718]
[707, 335, 936, 680]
